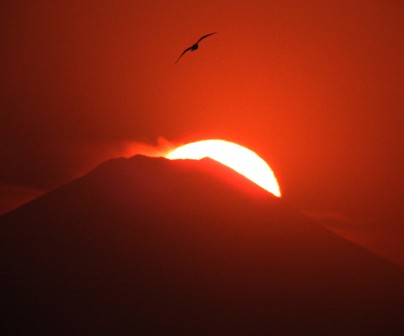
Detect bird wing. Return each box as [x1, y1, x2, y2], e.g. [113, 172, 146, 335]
[175, 46, 193, 64]
[196, 32, 217, 44]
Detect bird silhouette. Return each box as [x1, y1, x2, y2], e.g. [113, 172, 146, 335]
[175, 32, 217, 64]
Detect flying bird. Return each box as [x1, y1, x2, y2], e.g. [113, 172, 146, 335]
[175, 32, 217, 64]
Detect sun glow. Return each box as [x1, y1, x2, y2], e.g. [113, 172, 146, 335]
[166, 140, 281, 197]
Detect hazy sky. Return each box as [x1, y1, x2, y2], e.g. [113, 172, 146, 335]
[1, 1, 403, 248]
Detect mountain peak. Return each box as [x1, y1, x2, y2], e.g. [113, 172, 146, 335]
[1, 155, 403, 335]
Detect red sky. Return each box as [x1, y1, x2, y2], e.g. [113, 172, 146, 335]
[1, 1, 403, 260]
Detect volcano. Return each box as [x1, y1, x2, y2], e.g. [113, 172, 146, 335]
[1, 155, 403, 335]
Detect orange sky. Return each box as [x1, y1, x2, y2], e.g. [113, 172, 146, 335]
[1, 1, 403, 256]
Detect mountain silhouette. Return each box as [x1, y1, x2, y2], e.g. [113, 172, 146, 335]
[1, 155, 403, 335]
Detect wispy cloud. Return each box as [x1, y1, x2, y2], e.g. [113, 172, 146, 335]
[306, 211, 404, 267]
[0, 184, 43, 215]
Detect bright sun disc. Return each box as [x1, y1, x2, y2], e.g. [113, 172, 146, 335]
[166, 139, 281, 197]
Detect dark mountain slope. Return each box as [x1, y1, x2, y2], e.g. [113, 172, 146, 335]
[1, 155, 403, 335]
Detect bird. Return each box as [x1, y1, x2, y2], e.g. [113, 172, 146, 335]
[175, 32, 217, 64]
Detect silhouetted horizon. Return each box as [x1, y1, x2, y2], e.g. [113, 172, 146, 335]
[1, 155, 403, 335]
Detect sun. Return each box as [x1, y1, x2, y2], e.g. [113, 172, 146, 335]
[165, 139, 281, 197]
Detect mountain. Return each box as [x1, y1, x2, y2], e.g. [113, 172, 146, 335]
[1, 155, 403, 335]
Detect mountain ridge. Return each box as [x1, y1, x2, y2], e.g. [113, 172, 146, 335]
[1, 155, 403, 335]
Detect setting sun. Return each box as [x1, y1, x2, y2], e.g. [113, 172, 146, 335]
[166, 139, 281, 197]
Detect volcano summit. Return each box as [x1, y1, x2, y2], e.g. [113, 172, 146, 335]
[1, 155, 403, 335]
